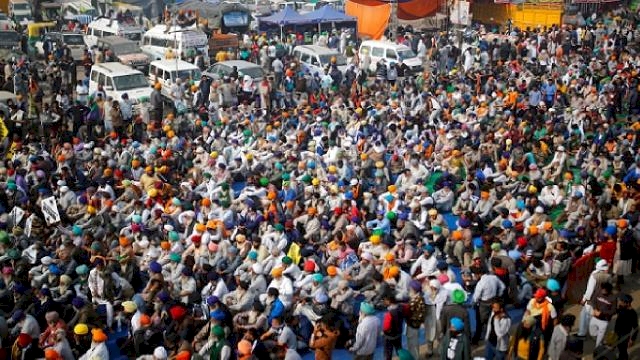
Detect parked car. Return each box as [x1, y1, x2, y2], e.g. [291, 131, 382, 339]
[203, 60, 264, 81]
[292, 45, 348, 75]
[97, 36, 150, 72]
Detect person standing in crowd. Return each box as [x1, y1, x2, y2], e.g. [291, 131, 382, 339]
[472, 270, 505, 344]
[508, 316, 545, 360]
[440, 317, 471, 360]
[309, 316, 339, 360]
[381, 292, 404, 360]
[547, 314, 576, 360]
[149, 83, 163, 122]
[578, 259, 611, 338]
[485, 300, 511, 360]
[403, 280, 427, 359]
[441, 289, 471, 344]
[348, 302, 379, 360]
[613, 219, 635, 290]
[525, 288, 557, 342]
[614, 294, 638, 360]
[589, 282, 617, 348]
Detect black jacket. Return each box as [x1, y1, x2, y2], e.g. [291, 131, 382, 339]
[441, 304, 471, 338]
[615, 307, 638, 340]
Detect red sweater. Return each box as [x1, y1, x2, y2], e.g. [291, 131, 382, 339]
[599, 240, 617, 265]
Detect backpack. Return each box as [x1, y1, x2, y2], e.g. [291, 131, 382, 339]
[406, 295, 427, 328]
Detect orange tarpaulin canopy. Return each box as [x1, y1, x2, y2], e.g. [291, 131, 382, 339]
[398, 0, 439, 20]
[345, 0, 391, 40]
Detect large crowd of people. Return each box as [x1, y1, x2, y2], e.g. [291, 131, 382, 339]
[0, 4, 638, 360]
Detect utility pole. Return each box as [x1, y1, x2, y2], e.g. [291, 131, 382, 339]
[457, 0, 463, 66]
[389, 0, 398, 41]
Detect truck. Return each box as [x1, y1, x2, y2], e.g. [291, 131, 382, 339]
[208, 32, 239, 63]
[38, 1, 62, 22]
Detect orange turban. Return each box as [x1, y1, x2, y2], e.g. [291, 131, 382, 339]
[175, 351, 191, 360]
[44, 349, 61, 360]
[91, 329, 108, 342]
[384, 266, 400, 280]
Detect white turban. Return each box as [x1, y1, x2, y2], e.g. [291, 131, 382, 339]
[153, 346, 168, 360]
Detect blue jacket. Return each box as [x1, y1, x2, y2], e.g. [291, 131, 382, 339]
[623, 166, 640, 184]
[267, 298, 285, 325]
[366, 218, 391, 235]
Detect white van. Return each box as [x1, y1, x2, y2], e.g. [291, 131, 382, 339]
[84, 18, 144, 49]
[148, 59, 202, 98]
[359, 40, 423, 74]
[292, 45, 348, 75]
[141, 24, 209, 63]
[89, 62, 152, 103]
[9, 0, 32, 25]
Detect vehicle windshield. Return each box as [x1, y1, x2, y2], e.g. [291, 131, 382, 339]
[319, 54, 347, 66]
[13, 14, 29, 22]
[12, 3, 30, 11]
[125, 32, 141, 42]
[63, 34, 84, 45]
[397, 49, 416, 61]
[113, 73, 148, 90]
[175, 69, 201, 82]
[182, 47, 199, 57]
[237, 66, 264, 79]
[118, 8, 142, 17]
[112, 43, 139, 55]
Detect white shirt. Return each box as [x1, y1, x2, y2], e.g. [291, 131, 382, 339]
[394, 271, 412, 301]
[410, 255, 438, 280]
[179, 277, 197, 304]
[425, 288, 448, 320]
[76, 83, 88, 95]
[131, 311, 142, 333]
[79, 342, 109, 360]
[528, 262, 551, 278]
[272, 58, 283, 72]
[268, 276, 294, 308]
[472, 274, 506, 303]
[213, 279, 229, 299]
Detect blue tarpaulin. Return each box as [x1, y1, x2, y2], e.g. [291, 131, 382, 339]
[300, 5, 356, 23]
[258, 5, 307, 26]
